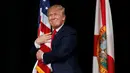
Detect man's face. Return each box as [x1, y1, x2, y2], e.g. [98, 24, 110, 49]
[48, 8, 65, 29]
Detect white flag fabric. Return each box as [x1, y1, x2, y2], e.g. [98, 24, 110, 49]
[92, 0, 115, 73]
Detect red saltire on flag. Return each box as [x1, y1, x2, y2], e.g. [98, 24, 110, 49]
[32, 0, 51, 73]
[92, 0, 115, 73]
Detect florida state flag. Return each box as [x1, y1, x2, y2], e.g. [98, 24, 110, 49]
[92, 0, 115, 73]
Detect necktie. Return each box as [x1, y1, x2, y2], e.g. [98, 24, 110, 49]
[51, 29, 57, 47]
[51, 29, 57, 40]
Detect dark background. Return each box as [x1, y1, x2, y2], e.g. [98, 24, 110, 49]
[5, 0, 129, 73]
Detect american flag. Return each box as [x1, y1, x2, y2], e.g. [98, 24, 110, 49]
[32, 0, 52, 73]
[92, 0, 115, 73]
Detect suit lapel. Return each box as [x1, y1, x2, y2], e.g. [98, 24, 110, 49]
[52, 25, 66, 45]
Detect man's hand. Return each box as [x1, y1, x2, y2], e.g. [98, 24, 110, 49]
[35, 32, 51, 44]
[36, 50, 44, 60]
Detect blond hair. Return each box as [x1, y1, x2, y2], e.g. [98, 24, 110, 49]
[47, 4, 65, 16]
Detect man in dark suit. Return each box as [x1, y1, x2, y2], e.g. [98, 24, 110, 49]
[35, 4, 82, 73]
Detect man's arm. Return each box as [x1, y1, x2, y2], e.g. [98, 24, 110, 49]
[32, 32, 52, 61]
[43, 34, 77, 64]
[35, 32, 52, 45]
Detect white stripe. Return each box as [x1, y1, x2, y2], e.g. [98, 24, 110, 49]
[32, 61, 38, 73]
[40, 31, 51, 49]
[105, 0, 115, 59]
[40, 8, 51, 29]
[44, 41, 51, 49]
[94, 0, 103, 35]
[92, 56, 99, 73]
[40, 31, 44, 36]
[47, 64, 52, 71]
[94, 0, 100, 35]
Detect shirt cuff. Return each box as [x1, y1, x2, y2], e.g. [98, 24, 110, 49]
[34, 41, 40, 48]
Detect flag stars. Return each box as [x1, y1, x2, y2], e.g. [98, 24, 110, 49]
[43, 0, 46, 2]
[45, 7, 48, 10]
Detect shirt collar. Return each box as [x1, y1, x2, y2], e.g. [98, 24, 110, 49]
[53, 24, 64, 32]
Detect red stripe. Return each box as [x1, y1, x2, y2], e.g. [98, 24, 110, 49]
[40, 21, 51, 34]
[38, 16, 50, 36]
[108, 55, 115, 73]
[38, 60, 51, 73]
[37, 41, 51, 73]
[100, 0, 106, 26]
[40, 44, 51, 52]
[93, 35, 99, 56]
[37, 16, 51, 73]
[37, 37, 51, 73]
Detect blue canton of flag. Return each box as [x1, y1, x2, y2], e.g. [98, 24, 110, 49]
[38, 0, 50, 25]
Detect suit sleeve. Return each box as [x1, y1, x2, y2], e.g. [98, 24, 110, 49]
[43, 33, 77, 64]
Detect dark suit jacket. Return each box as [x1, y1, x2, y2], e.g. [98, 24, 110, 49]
[43, 25, 82, 73]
